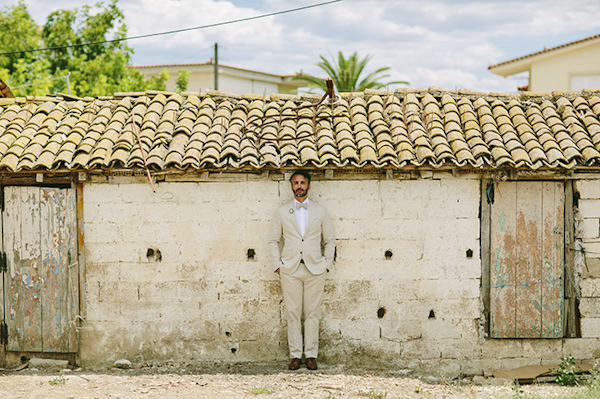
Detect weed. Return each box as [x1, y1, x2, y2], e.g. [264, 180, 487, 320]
[356, 389, 387, 398]
[552, 354, 583, 386]
[48, 370, 67, 386]
[248, 386, 276, 394]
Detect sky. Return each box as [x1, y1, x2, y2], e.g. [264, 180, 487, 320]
[3, 0, 600, 93]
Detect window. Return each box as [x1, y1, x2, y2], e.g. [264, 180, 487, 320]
[570, 75, 600, 91]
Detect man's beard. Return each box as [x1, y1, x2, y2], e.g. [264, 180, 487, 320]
[294, 188, 307, 198]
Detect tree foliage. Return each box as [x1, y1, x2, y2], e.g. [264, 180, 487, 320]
[176, 70, 190, 92]
[295, 51, 408, 93]
[0, 0, 165, 97]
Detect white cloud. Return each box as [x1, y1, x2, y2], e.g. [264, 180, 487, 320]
[6, 0, 600, 92]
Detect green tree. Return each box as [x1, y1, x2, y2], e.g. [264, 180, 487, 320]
[176, 70, 189, 92]
[0, 0, 163, 97]
[294, 51, 408, 93]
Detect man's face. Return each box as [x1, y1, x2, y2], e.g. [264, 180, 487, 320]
[291, 174, 310, 200]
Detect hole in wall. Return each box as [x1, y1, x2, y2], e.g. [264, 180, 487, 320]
[247, 249, 255, 261]
[377, 307, 386, 318]
[384, 250, 393, 260]
[147, 248, 162, 262]
[429, 310, 436, 319]
[334, 247, 337, 262]
[225, 331, 231, 337]
[574, 190, 580, 208]
[231, 348, 237, 353]
[466, 249, 473, 258]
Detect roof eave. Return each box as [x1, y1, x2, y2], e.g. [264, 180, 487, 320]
[489, 35, 600, 77]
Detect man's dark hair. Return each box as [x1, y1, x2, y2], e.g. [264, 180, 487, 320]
[289, 170, 311, 184]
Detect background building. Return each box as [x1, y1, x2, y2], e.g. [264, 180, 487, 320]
[131, 61, 306, 95]
[489, 34, 600, 92]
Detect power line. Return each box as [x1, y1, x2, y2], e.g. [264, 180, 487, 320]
[11, 74, 68, 89]
[0, 0, 344, 57]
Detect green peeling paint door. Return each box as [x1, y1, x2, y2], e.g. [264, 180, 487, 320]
[2, 186, 79, 352]
[490, 181, 564, 338]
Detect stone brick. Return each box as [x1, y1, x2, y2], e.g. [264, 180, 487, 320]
[499, 357, 542, 371]
[407, 358, 462, 378]
[418, 279, 480, 300]
[581, 242, 600, 257]
[462, 359, 503, 376]
[402, 339, 442, 359]
[579, 297, 600, 317]
[580, 278, 600, 297]
[563, 338, 600, 359]
[439, 339, 483, 359]
[581, 218, 600, 239]
[579, 199, 600, 218]
[520, 340, 563, 360]
[237, 340, 286, 361]
[380, 320, 423, 341]
[582, 258, 600, 278]
[85, 301, 120, 322]
[581, 318, 600, 338]
[421, 318, 478, 340]
[339, 320, 381, 340]
[482, 340, 523, 359]
[575, 179, 600, 199]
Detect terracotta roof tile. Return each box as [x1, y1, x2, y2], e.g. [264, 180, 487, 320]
[2, 89, 600, 172]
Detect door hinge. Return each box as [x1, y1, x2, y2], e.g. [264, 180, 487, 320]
[486, 180, 495, 204]
[0, 322, 7, 345]
[0, 252, 6, 273]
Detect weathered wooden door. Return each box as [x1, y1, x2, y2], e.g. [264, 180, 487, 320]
[490, 181, 564, 338]
[2, 186, 79, 352]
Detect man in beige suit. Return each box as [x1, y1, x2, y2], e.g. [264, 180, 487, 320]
[269, 170, 335, 370]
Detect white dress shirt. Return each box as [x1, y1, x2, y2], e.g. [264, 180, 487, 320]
[294, 198, 309, 237]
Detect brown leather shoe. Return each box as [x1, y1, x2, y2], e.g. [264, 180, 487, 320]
[306, 357, 318, 370]
[288, 358, 301, 370]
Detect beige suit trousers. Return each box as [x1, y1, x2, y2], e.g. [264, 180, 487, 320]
[280, 262, 326, 359]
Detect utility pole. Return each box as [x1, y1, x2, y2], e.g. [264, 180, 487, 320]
[65, 73, 71, 95]
[214, 42, 219, 91]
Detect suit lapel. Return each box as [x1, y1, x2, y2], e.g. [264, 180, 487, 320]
[286, 201, 301, 235]
[305, 201, 315, 235]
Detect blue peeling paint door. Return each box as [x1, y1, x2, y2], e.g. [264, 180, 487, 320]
[489, 181, 564, 338]
[2, 186, 79, 352]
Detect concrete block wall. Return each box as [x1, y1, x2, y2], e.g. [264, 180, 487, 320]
[575, 180, 600, 340]
[82, 179, 284, 364]
[77, 175, 600, 375]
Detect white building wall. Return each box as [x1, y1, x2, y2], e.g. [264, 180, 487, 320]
[78, 175, 600, 375]
[529, 42, 600, 92]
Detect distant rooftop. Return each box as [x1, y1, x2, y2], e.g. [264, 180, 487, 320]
[489, 33, 600, 70]
[129, 60, 299, 79]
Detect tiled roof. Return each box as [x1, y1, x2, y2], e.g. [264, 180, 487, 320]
[489, 33, 600, 70]
[2, 87, 600, 172]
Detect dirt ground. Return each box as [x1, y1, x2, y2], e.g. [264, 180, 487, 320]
[0, 362, 588, 399]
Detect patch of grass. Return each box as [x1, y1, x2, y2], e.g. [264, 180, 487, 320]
[248, 386, 276, 395]
[356, 389, 387, 398]
[48, 370, 67, 386]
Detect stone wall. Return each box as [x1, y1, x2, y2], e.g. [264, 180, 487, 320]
[77, 174, 600, 375]
[574, 180, 600, 342]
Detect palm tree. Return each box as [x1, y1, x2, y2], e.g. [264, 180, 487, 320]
[294, 52, 408, 92]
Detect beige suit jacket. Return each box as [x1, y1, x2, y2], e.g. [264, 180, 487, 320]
[269, 199, 335, 275]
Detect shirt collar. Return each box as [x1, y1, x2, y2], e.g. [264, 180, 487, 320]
[293, 198, 309, 207]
